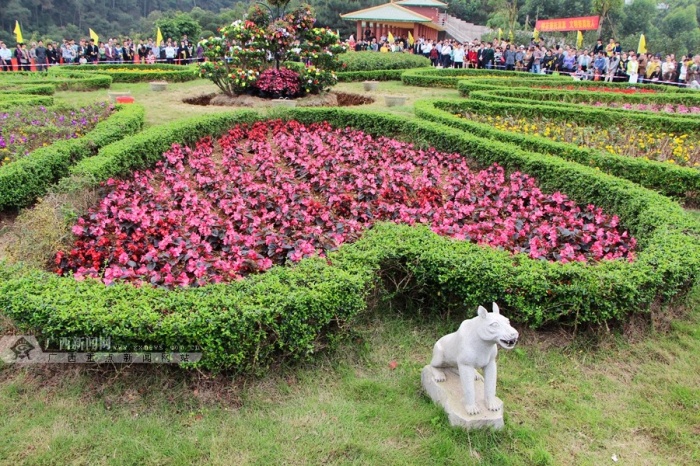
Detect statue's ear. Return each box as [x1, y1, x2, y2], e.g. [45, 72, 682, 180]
[477, 306, 488, 318]
[492, 302, 500, 315]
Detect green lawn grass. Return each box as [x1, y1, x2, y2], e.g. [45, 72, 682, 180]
[1, 78, 699, 465]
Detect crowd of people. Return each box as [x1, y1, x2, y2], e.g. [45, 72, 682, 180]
[0, 36, 205, 71]
[351, 32, 700, 88]
[2, 29, 700, 89]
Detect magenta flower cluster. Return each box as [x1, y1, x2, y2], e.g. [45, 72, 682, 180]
[56, 120, 636, 288]
[255, 68, 302, 98]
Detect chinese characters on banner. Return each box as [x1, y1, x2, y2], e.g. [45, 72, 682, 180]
[535, 16, 601, 33]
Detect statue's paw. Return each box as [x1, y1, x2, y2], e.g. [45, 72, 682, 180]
[474, 373, 484, 382]
[431, 368, 446, 383]
[486, 397, 503, 412]
[465, 404, 481, 415]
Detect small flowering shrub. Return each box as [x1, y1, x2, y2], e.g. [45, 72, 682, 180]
[592, 101, 700, 114]
[0, 103, 113, 167]
[198, 2, 344, 98]
[462, 113, 700, 167]
[255, 68, 301, 98]
[56, 120, 636, 288]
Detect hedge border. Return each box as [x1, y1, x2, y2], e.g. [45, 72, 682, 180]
[0, 95, 54, 109]
[458, 90, 700, 134]
[414, 98, 700, 203]
[0, 72, 112, 91]
[458, 80, 700, 106]
[0, 104, 145, 210]
[2, 108, 699, 373]
[339, 52, 431, 71]
[400, 67, 566, 88]
[0, 84, 56, 95]
[456, 77, 691, 95]
[48, 66, 198, 83]
[336, 69, 408, 82]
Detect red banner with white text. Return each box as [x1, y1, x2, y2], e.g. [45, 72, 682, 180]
[535, 16, 600, 32]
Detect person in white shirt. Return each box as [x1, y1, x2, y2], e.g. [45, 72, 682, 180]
[452, 44, 465, 68]
[0, 42, 12, 71]
[627, 53, 639, 83]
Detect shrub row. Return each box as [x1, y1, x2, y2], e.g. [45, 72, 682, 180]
[339, 52, 430, 71]
[2, 109, 699, 372]
[414, 99, 700, 204]
[456, 77, 691, 95]
[400, 67, 564, 88]
[0, 72, 112, 91]
[0, 104, 145, 210]
[0, 95, 54, 109]
[458, 80, 700, 106]
[0, 83, 56, 95]
[336, 69, 408, 82]
[48, 66, 198, 83]
[459, 91, 700, 134]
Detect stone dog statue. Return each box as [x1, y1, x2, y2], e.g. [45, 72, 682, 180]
[429, 302, 519, 415]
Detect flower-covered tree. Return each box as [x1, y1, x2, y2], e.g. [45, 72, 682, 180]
[198, 1, 346, 98]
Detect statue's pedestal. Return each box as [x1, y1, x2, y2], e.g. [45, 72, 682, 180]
[421, 365, 504, 430]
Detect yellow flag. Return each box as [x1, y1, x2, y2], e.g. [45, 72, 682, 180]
[533, 28, 539, 42]
[509, 30, 514, 43]
[498, 28, 503, 40]
[156, 27, 163, 46]
[637, 34, 647, 54]
[576, 30, 583, 49]
[387, 32, 395, 43]
[89, 28, 99, 43]
[14, 21, 23, 44]
[408, 31, 415, 46]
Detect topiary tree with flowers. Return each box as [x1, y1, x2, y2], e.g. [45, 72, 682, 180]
[198, 1, 346, 98]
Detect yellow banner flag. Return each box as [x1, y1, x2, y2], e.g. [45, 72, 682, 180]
[408, 31, 415, 46]
[637, 34, 647, 54]
[576, 30, 583, 49]
[387, 32, 395, 43]
[14, 21, 23, 44]
[498, 28, 503, 40]
[156, 27, 163, 46]
[509, 30, 514, 43]
[89, 28, 99, 43]
[533, 28, 539, 42]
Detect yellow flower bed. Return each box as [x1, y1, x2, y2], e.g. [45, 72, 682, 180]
[462, 113, 700, 168]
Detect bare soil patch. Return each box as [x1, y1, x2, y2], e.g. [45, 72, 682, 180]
[183, 91, 374, 108]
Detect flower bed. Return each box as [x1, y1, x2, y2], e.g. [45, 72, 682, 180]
[538, 85, 660, 94]
[2, 109, 700, 372]
[0, 103, 113, 168]
[591, 102, 700, 114]
[459, 111, 700, 167]
[415, 99, 700, 203]
[0, 104, 145, 210]
[400, 68, 562, 88]
[57, 120, 635, 287]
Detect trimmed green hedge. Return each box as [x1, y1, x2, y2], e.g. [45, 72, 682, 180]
[0, 72, 112, 91]
[339, 52, 430, 71]
[400, 67, 564, 88]
[459, 91, 700, 134]
[0, 84, 56, 95]
[48, 65, 198, 83]
[2, 109, 699, 372]
[456, 77, 691, 95]
[458, 80, 700, 106]
[414, 98, 700, 204]
[0, 95, 54, 109]
[0, 104, 145, 210]
[336, 69, 408, 82]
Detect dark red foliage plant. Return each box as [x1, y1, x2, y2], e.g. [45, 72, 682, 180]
[255, 68, 301, 98]
[56, 120, 636, 288]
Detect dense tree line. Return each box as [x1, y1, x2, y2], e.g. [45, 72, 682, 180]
[1, 0, 697, 56]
